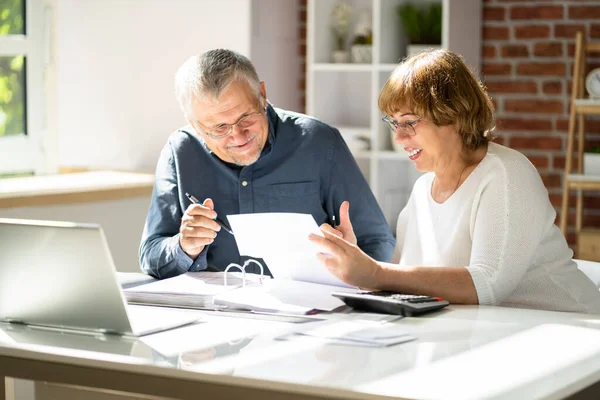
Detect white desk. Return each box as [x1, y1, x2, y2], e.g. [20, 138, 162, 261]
[1, 305, 600, 400]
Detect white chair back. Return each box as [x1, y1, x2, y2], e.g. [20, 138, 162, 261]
[575, 259, 600, 289]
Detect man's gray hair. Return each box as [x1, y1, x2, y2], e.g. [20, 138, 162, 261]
[175, 49, 261, 117]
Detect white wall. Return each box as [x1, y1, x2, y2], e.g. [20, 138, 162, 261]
[251, 0, 302, 112]
[54, 0, 253, 172]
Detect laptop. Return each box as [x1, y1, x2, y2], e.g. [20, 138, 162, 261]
[0, 218, 200, 336]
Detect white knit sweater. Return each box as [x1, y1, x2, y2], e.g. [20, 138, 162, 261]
[392, 142, 600, 314]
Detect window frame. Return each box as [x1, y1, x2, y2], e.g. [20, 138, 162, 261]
[0, 0, 48, 175]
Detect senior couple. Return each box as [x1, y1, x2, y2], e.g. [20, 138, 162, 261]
[139, 48, 600, 314]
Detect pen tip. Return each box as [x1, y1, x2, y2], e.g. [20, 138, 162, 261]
[185, 192, 190, 197]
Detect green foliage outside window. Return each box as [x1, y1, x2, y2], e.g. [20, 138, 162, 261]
[0, 0, 26, 137]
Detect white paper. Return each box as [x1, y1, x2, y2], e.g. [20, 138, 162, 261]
[214, 279, 356, 314]
[124, 273, 226, 296]
[227, 213, 355, 288]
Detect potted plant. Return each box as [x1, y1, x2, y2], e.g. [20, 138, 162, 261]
[397, 2, 442, 57]
[330, 1, 351, 63]
[584, 146, 600, 176]
[350, 9, 373, 64]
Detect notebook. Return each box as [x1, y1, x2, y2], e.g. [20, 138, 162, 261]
[123, 271, 266, 308]
[0, 218, 200, 336]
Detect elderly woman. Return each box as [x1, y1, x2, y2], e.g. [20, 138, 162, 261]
[311, 50, 600, 314]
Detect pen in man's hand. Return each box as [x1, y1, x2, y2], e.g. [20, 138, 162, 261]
[184, 192, 234, 235]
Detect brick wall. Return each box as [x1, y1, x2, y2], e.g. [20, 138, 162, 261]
[483, 0, 600, 247]
[297, 0, 600, 249]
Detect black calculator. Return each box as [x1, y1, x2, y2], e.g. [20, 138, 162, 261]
[331, 291, 450, 317]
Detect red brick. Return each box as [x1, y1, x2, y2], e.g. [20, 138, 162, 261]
[510, 6, 563, 20]
[553, 155, 580, 170]
[485, 81, 537, 94]
[505, 99, 563, 114]
[554, 24, 586, 39]
[569, 6, 600, 19]
[483, 26, 509, 40]
[298, 77, 305, 90]
[502, 45, 529, 58]
[548, 195, 600, 214]
[517, 62, 565, 77]
[539, 172, 563, 188]
[483, 45, 497, 59]
[515, 26, 550, 39]
[549, 194, 577, 209]
[592, 24, 600, 39]
[496, 117, 552, 131]
[482, 63, 512, 75]
[299, 43, 306, 57]
[542, 81, 562, 95]
[484, 7, 505, 21]
[299, 27, 306, 40]
[525, 154, 550, 169]
[533, 43, 563, 57]
[510, 137, 563, 151]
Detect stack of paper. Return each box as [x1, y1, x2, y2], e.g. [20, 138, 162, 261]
[213, 279, 356, 315]
[123, 271, 261, 308]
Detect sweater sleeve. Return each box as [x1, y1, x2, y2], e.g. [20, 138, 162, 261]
[139, 141, 209, 279]
[465, 162, 551, 305]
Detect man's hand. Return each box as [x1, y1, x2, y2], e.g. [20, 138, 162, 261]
[319, 201, 357, 246]
[179, 198, 222, 259]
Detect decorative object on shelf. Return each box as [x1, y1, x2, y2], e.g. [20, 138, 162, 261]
[584, 146, 600, 176]
[397, 2, 442, 57]
[350, 9, 373, 64]
[585, 68, 600, 99]
[329, 1, 351, 63]
[339, 127, 371, 153]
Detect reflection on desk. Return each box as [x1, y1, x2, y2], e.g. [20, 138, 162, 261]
[1, 305, 600, 400]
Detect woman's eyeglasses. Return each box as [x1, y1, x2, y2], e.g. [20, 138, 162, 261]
[382, 116, 423, 137]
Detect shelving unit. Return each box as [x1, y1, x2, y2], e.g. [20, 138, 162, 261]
[560, 31, 600, 261]
[306, 0, 481, 230]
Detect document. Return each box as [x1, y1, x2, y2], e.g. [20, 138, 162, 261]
[227, 213, 355, 288]
[123, 272, 257, 308]
[213, 279, 356, 315]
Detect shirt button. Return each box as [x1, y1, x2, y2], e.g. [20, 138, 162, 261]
[242, 181, 248, 187]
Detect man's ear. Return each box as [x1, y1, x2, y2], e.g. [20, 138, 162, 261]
[259, 81, 267, 107]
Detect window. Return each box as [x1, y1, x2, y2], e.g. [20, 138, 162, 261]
[0, 0, 47, 176]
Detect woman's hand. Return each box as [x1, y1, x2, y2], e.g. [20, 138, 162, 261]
[319, 201, 357, 246]
[309, 229, 381, 289]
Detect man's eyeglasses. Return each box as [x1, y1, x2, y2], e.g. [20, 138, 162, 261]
[382, 115, 423, 137]
[197, 107, 265, 139]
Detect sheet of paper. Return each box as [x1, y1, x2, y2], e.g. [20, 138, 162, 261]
[214, 279, 356, 314]
[124, 274, 225, 296]
[227, 213, 354, 288]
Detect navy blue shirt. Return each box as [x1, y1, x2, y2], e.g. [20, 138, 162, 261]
[140, 105, 395, 279]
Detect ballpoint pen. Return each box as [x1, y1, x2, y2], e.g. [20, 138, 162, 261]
[184, 192, 234, 235]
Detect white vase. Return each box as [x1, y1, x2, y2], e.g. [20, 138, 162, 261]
[584, 153, 600, 176]
[406, 44, 442, 57]
[350, 45, 372, 63]
[330, 50, 349, 63]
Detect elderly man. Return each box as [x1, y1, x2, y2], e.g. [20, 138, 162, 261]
[140, 49, 394, 279]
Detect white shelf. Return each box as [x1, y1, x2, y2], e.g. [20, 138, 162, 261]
[568, 174, 600, 181]
[312, 63, 374, 72]
[307, 0, 482, 228]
